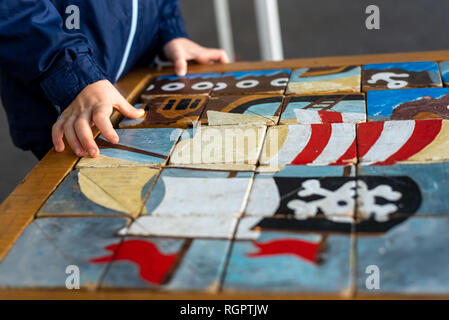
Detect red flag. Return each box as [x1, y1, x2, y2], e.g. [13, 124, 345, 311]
[247, 238, 320, 264]
[90, 239, 179, 285]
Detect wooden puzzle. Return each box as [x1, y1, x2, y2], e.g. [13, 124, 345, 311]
[357, 119, 449, 165]
[362, 61, 442, 91]
[286, 66, 361, 95]
[141, 73, 222, 99]
[259, 123, 357, 170]
[0, 217, 129, 288]
[4, 56, 449, 298]
[280, 94, 366, 124]
[77, 128, 182, 168]
[366, 88, 449, 121]
[439, 61, 449, 86]
[38, 167, 160, 217]
[356, 217, 449, 294]
[200, 95, 284, 126]
[211, 69, 291, 96]
[119, 96, 208, 128]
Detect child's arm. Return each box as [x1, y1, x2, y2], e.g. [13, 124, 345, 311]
[0, 1, 142, 158]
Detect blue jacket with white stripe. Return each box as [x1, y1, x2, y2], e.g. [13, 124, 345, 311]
[0, 0, 188, 153]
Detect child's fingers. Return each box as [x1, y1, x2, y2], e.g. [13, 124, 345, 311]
[52, 118, 66, 152]
[115, 99, 145, 119]
[64, 116, 87, 157]
[217, 49, 230, 63]
[92, 106, 119, 145]
[195, 49, 229, 64]
[74, 113, 99, 158]
[174, 58, 188, 76]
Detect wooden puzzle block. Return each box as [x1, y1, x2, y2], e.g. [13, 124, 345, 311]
[259, 124, 357, 170]
[237, 215, 354, 238]
[77, 128, 182, 168]
[357, 162, 449, 218]
[366, 88, 449, 121]
[280, 94, 366, 124]
[211, 69, 291, 96]
[119, 96, 208, 128]
[245, 165, 356, 222]
[357, 119, 449, 165]
[142, 167, 253, 218]
[98, 237, 230, 291]
[356, 217, 449, 294]
[141, 73, 221, 99]
[119, 216, 240, 240]
[362, 61, 442, 91]
[169, 125, 266, 166]
[38, 167, 159, 218]
[200, 95, 284, 126]
[0, 217, 128, 288]
[222, 228, 352, 293]
[439, 61, 449, 86]
[117, 167, 253, 239]
[286, 66, 361, 95]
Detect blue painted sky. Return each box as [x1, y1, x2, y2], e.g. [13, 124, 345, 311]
[363, 61, 438, 72]
[439, 61, 449, 82]
[223, 69, 291, 79]
[158, 73, 222, 81]
[367, 88, 449, 118]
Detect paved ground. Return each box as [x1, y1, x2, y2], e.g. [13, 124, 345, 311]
[1, 0, 449, 202]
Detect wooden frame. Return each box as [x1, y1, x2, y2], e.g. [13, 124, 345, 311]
[2, 50, 449, 299]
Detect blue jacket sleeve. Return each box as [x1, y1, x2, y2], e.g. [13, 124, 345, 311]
[158, 0, 189, 47]
[0, 1, 107, 110]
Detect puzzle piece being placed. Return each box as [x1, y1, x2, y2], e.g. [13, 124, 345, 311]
[77, 128, 182, 168]
[362, 61, 442, 91]
[286, 66, 361, 95]
[119, 97, 208, 128]
[366, 88, 449, 121]
[280, 94, 366, 124]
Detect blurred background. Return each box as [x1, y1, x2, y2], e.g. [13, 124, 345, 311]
[1, 0, 449, 202]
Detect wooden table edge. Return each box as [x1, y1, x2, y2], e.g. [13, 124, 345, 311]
[1, 49, 449, 299]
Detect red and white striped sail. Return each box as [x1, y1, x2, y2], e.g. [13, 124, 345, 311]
[357, 119, 446, 165]
[261, 123, 357, 166]
[294, 109, 366, 124]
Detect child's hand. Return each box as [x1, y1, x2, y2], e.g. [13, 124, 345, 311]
[163, 38, 229, 76]
[52, 80, 145, 158]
